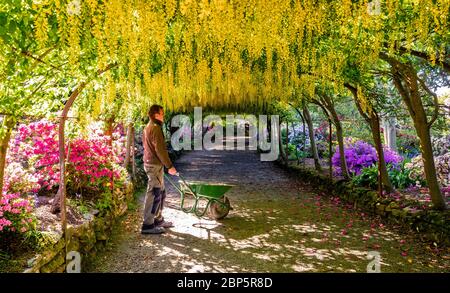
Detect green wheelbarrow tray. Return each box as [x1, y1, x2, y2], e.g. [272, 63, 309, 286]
[165, 173, 233, 219]
[185, 182, 232, 199]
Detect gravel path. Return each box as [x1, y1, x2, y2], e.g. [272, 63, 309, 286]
[88, 148, 450, 272]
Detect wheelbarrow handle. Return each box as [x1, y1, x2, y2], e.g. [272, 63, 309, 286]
[164, 172, 196, 196]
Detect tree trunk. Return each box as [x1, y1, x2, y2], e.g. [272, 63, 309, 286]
[314, 101, 334, 178]
[104, 118, 115, 195]
[123, 123, 133, 174]
[328, 119, 333, 179]
[51, 63, 117, 214]
[370, 114, 393, 193]
[414, 121, 445, 209]
[334, 122, 349, 178]
[124, 123, 133, 170]
[407, 81, 445, 209]
[278, 120, 287, 163]
[320, 95, 350, 179]
[104, 118, 114, 142]
[300, 116, 306, 167]
[380, 52, 446, 209]
[285, 122, 289, 166]
[402, 85, 445, 208]
[131, 126, 136, 183]
[383, 116, 397, 152]
[289, 104, 305, 165]
[0, 116, 14, 195]
[51, 81, 87, 214]
[291, 122, 300, 164]
[344, 83, 393, 193]
[303, 106, 322, 172]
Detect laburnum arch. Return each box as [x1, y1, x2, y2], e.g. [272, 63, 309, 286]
[0, 0, 449, 231]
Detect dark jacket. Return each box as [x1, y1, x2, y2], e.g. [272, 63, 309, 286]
[143, 119, 173, 169]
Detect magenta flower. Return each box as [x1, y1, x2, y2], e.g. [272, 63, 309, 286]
[332, 139, 403, 176]
[3, 120, 128, 236]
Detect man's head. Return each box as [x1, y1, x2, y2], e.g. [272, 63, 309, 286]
[148, 104, 164, 123]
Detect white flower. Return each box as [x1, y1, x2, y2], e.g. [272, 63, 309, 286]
[67, 0, 81, 16]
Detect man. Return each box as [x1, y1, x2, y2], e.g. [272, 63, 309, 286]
[142, 104, 177, 234]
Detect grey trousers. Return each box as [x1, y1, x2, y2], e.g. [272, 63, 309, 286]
[143, 164, 166, 226]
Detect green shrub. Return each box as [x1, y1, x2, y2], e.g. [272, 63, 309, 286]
[95, 191, 113, 215]
[388, 161, 417, 189]
[352, 165, 379, 189]
[352, 161, 417, 190]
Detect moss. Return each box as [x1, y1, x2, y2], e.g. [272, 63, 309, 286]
[40, 251, 65, 273]
[391, 208, 406, 218]
[67, 238, 80, 253]
[386, 202, 400, 212]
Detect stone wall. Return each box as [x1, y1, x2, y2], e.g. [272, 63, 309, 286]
[23, 181, 134, 273]
[282, 163, 450, 246]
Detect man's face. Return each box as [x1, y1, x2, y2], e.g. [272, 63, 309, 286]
[155, 109, 165, 122]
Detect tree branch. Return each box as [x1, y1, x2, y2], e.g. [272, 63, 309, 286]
[12, 47, 60, 71]
[416, 76, 440, 128]
[382, 42, 450, 73]
[405, 48, 450, 74]
[29, 46, 57, 72]
[344, 83, 371, 124]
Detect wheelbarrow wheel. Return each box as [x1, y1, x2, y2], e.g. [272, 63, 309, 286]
[208, 197, 231, 220]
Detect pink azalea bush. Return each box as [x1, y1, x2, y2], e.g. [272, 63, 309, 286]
[8, 120, 126, 194]
[1, 120, 127, 235]
[3, 162, 40, 194]
[0, 192, 34, 233]
[7, 121, 60, 191]
[406, 153, 450, 188]
[66, 136, 123, 194]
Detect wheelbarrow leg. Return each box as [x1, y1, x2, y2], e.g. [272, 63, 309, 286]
[180, 191, 197, 213]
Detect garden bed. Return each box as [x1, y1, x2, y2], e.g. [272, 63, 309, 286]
[18, 138, 182, 273]
[281, 162, 450, 246]
[22, 181, 134, 273]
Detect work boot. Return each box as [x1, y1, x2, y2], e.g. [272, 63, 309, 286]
[141, 224, 166, 234]
[155, 219, 174, 228]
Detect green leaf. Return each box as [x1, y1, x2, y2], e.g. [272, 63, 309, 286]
[8, 19, 16, 34]
[0, 28, 8, 43]
[0, 12, 7, 26]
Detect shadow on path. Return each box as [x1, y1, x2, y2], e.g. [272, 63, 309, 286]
[88, 148, 450, 272]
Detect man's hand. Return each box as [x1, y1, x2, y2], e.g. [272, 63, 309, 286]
[168, 167, 177, 175]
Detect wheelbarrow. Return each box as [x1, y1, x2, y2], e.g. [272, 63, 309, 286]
[164, 173, 233, 220]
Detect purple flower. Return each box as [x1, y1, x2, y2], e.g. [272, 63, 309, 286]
[332, 140, 403, 176]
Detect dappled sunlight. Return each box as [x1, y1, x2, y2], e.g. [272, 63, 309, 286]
[291, 263, 316, 272]
[91, 150, 450, 273]
[163, 207, 222, 241]
[145, 197, 427, 272]
[289, 224, 322, 234]
[3, 0, 449, 277]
